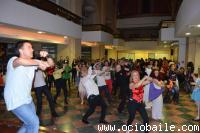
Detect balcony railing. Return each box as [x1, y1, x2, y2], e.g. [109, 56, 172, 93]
[17, 0, 82, 25]
[82, 24, 113, 34]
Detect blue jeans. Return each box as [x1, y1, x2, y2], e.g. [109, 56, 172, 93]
[12, 102, 39, 133]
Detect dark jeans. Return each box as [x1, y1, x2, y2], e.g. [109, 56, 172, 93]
[0, 86, 4, 100]
[127, 99, 149, 133]
[118, 87, 128, 112]
[54, 78, 68, 102]
[98, 85, 111, 102]
[47, 75, 54, 91]
[112, 79, 118, 95]
[172, 87, 179, 103]
[72, 72, 76, 84]
[83, 95, 107, 121]
[34, 85, 56, 115]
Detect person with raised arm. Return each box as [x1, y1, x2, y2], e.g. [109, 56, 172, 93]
[4, 41, 54, 133]
[80, 66, 108, 124]
[127, 70, 152, 133]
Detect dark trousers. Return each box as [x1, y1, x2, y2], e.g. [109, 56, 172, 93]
[118, 87, 128, 112]
[47, 75, 54, 91]
[99, 85, 111, 102]
[127, 99, 149, 133]
[112, 79, 118, 95]
[54, 78, 68, 102]
[83, 95, 107, 121]
[0, 86, 4, 100]
[72, 72, 76, 84]
[66, 78, 71, 90]
[34, 85, 56, 115]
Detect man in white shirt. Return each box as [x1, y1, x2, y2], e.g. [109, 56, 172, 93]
[80, 66, 108, 124]
[4, 41, 53, 133]
[94, 63, 111, 103]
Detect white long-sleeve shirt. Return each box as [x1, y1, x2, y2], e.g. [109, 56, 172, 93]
[80, 71, 99, 98]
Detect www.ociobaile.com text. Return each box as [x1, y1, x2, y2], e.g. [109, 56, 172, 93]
[97, 123, 200, 132]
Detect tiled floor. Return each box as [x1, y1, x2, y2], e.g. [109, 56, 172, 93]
[0, 86, 199, 133]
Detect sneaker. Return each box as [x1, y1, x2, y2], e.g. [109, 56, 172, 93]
[82, 119, 89, 124]
[52, 112, 59, 117]
[192, 117, 200, 121]
[99, 120, 109, 124]
[65, 100, 68, 104]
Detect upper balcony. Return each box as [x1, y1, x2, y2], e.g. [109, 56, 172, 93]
[0, 0, 82, 40]
[18, 0, 82, 25]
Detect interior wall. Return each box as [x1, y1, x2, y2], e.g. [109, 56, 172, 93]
[108, 40, 172, 60]
[108, 49, 170, 60]
[117, 41, 169, 50]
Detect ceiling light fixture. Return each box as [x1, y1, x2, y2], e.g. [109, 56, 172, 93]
[163, 41, 167, 43]
[185, 32, 191, 36]
[37, 31, 45, 34]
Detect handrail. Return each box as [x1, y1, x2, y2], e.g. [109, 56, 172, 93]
[82, 24, 113, 34]
[17, 0, 82, 25]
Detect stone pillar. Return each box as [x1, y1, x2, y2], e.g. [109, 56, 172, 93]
[178, 40, 186, 67]
[57, 38, 81, 64]
[187, 37, 200, 73]
[91, 44, 105, 60]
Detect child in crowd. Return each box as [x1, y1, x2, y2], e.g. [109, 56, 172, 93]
[191, 73, 200, 121]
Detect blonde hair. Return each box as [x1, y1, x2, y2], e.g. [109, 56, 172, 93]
[130, 70, 140, 82]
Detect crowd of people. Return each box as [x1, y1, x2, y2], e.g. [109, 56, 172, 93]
[0, 41, 200, 133]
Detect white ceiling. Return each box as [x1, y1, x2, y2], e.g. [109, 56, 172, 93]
[176, 0, 200, 37]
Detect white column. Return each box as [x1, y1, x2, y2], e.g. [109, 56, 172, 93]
[178, 40, 186, 67]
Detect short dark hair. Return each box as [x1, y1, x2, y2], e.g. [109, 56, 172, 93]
[15, 40, 32, 56]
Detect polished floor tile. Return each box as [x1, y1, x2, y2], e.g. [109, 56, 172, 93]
[0, 86, 199, 133]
